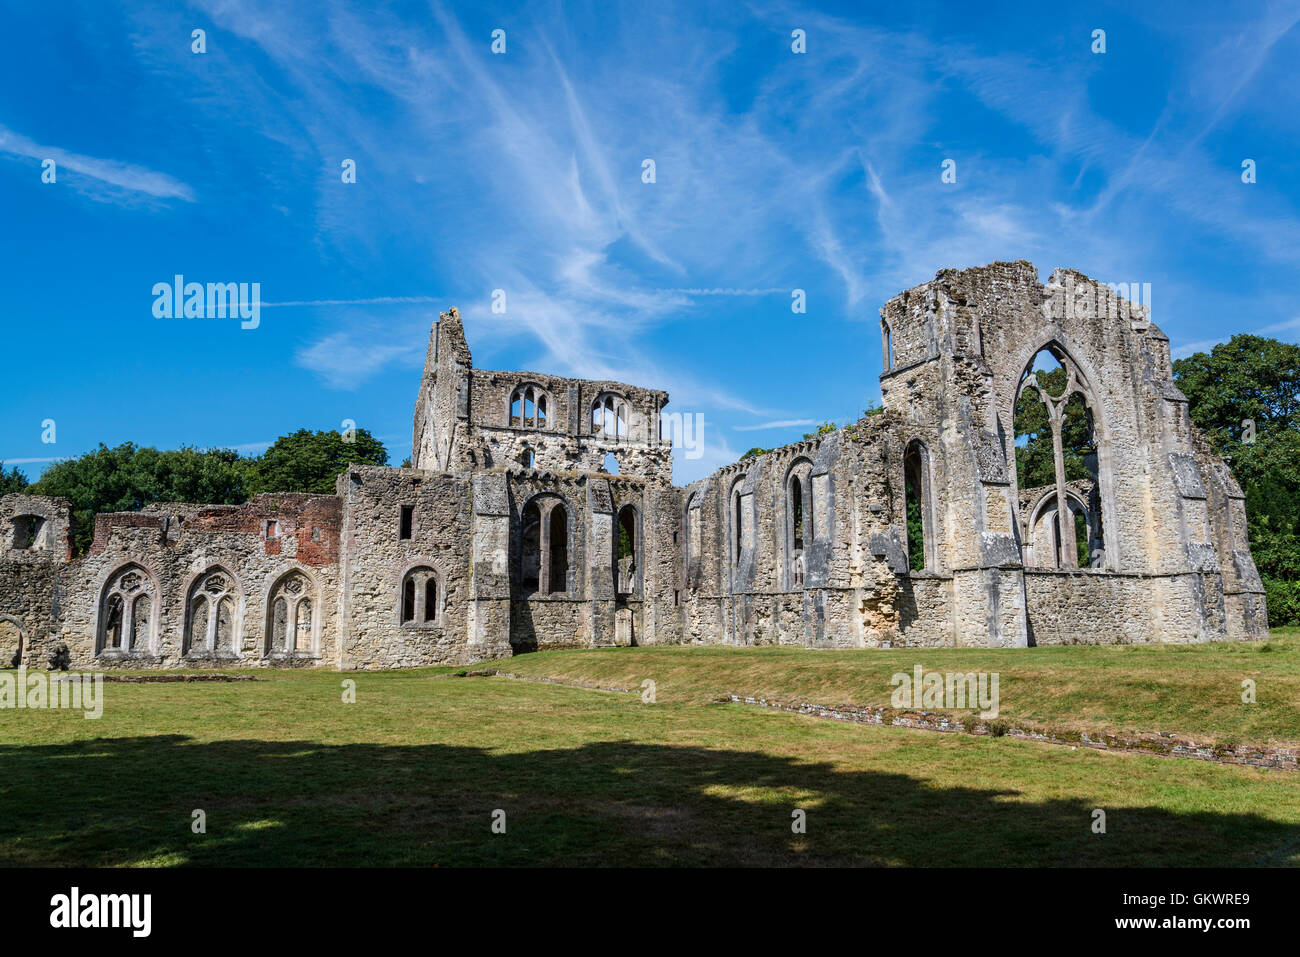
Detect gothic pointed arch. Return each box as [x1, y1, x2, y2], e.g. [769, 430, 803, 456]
[784, 457, 814, 588]
[96, 562, 160, 656]
[514, 492, 574, 597]
[183, 565, 244, 658]
[1013, 341, 1115, 570]
[264, 565, 322, 657]
[903, 440, 938, 572]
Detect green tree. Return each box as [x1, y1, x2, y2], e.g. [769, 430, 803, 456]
[0, 462, 28, 495]
[32, 444, 250, 556]
[1174, 335, 1300, 624]
[244, 428, 388, 495]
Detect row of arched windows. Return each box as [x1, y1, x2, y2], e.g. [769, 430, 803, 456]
[681, 459, 829, 591]
[95, 563, 324, 658]
[505, 384, 636, 441]
[95, 562, 449, 658]
[514, 494, 640, 597]
[679, 447, 943, 587]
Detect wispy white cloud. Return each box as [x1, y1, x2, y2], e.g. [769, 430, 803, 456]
[294, 318, 427, 390]
[263, 296, 442, 308]
[110, 0, 1300, 482]
[0, 124, 194, 203]
[734, 419, 818, 431]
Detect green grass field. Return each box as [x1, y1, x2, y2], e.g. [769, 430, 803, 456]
[2, 631, 1298, 867]
[501, 627, 1300, 746]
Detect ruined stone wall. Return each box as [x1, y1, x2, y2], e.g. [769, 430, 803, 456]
[45, 494, 343, 670]
[0, 494, 74, 667]
[465, 368, 672, 480]
[412, 310, 473, 473]
[411, 308, 672, 482]
[1023, 570, 1191, 645]
[0, 262, 1267, 671]
[675, 421, 902, 649]
[676, 261, 1263, 652]
[336, 466, 472, 669]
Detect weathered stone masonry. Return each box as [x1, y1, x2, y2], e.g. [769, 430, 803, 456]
[0, 262, 1266, 670]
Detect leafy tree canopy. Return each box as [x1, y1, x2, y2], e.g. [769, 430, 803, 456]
[0, 462, 28, 496]
[244, 428, 388, 496]
[27, 429, 387, 556]
[1174, 335, 1300, 624]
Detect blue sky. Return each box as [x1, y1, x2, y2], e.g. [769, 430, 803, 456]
[2, 0, 1298, 484]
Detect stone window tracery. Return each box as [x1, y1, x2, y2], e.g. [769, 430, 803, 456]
[97, 564, 156, 655]
[591, 393, 629, 439]
[185, 568, 240, 657]
[509, 384, 550, 429]
[266, 570, 318, 655]
[517, 495, 571, 595]
[1014, 345, 1108, 570]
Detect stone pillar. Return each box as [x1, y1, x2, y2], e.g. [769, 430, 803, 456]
[586, 478, 615, 646]
[466, 473, 512, 660]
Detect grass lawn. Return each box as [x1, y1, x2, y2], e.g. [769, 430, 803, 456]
[501, 627, 1300, 748]
[2, 633, 1299, 867]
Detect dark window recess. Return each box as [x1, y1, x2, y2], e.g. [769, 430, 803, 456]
[424, 579, 437, 621]
[399, 505, 414, 540]
[402, 578, 415, 621]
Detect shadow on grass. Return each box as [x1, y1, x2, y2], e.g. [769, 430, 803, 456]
[0, 735, 1294, 867]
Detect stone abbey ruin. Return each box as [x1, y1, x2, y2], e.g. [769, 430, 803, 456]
[0, 262, 1268, 670]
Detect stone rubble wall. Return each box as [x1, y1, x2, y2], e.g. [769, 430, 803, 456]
[12, 494, 344, 670]
[0, 262, 1268, 671]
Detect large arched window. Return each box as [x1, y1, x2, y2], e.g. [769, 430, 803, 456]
[728, 477, 748, 569]
[591, 393, 629, 439]
[97, 564, 157, 656]
[1014, 344, 1108, 569]
[785, 459, 814, 588]
[516, 495, 572, 596]
[399, 565, 442, 625]
[265, 569, 318, 656]
[903, 440, 935, 572]
[683, 493, 702, 587]
[615, 504, 639, 596]
[509, 384, 551, 429]
[185, 567, 241, 657]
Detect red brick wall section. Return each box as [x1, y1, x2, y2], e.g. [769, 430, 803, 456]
[183, 495, 342, 567]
